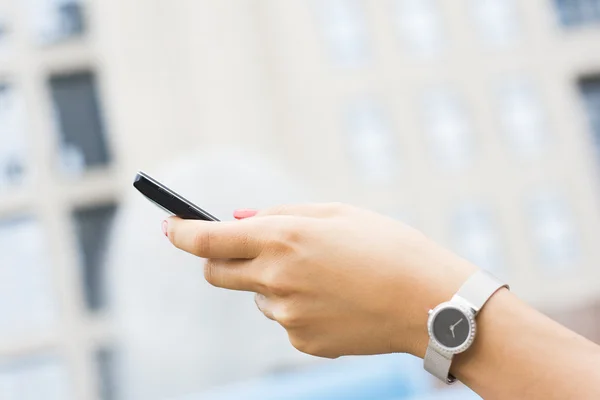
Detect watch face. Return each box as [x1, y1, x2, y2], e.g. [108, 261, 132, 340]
[432, 307, 471, 349]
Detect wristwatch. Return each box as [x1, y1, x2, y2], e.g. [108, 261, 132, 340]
[424, 270, 509, 384]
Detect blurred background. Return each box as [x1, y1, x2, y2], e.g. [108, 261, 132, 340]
[1, 0, 600, 399]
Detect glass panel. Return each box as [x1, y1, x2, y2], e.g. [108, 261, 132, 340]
[0, 11, 8, 54]
[315, 0, 370, 67]
[497, 78, 547, 158]
[471, 0, 519, 48]
[554, 0, 584, 26]
[452, 204, 504, 276]
[73, 204, 118, 312]
[0, 356, 71, 400]
[553, 0, 600, 27]
[345, 98, 398, 184]
[49, 71, 111, 176]
[579, 76, 600, 154]
[0, 83, 27, 190]
[96, 348, 117, 400]
[527, 192, 579, 270]
[29, 0, 85, 44]
[421, 89, 473, 170]
[393, 0, 444, 57]
[0, 218, 57, 339]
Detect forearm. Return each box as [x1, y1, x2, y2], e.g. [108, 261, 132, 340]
[415, 289, 600, 399]
[164, 203, 600, 398]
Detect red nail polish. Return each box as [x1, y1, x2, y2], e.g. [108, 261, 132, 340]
[233, 209, 258, 219]
[162, 220, 168, 237]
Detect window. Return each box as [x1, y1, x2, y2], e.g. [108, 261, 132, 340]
[0, 218, 56, 340]
[96, 348, 117, 400]
[0, 12, 9, 58]
[0, 16, 8, 48]
[315, 0, 370, 67]
[393, 0, 444, 57]
[345, 99, 398, 184]
[452, 204, 504, 275]
[0, 84, 27, 190]
[497, 78, 548, 158]
[29, 0, 85, 44]
[471, 0, 519, 48]
[421, 89, 473, 170]
[49, 71, 111, 176]
[73, 204, 118, 312]
[0, 356, 71, 400]
[553, 0, 600, 27]
[527, 192, 579, 269]
[579, 76, 600, 153]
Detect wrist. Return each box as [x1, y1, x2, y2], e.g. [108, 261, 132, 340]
[393, 253, 478, 358]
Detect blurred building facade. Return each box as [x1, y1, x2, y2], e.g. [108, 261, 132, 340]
[0, 0, 600, 399]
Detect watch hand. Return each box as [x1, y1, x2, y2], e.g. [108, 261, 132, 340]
[450, 318, 464, 330]
[449, 324, 456, 338]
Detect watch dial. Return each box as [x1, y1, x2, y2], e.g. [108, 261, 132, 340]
[432, 307, 471, 349]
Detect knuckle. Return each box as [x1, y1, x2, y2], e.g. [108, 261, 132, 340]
[274, 304, 301, 328]
[272, 219, 306, 249]
[193, 228, 212, 257]
[280, 224, 304, 246]
[260, 267, 290, 296]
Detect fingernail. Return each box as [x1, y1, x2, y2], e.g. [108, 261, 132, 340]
[233, 209, 258, 220]
[162, 220, 168, 237]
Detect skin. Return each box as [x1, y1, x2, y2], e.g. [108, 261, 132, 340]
[164, 203, 600, 399]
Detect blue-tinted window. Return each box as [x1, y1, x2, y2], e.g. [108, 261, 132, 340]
[30, 0, 85, 44]
[579, 76, 600, 152]
[553, 0, 600, 27]
[315, 0, 370, 67]
[73, 204, 117, 312]
[393, 0, 444, 57]
[497, 77, 548, 159]
[0, 19, 7, 41]
[49, 71, 111, 175]
[0, 84, 27, 190]
[0, 218, 57, 340]
[471, 0, 519, 48]
[96, 347, 117, 400]
[345, 98, 398, 184]
[452, 204, 505, 276]
[421, 89, 474, 170]
[527, 192, 579, 270]
[0, 355, 71, 400]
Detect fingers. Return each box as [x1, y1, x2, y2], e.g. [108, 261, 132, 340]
[204, 258, 261, 292]
[166, 217, 264, 259]
[254, 293, 276, 321]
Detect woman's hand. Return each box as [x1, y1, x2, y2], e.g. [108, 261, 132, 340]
[164, 203, 476, 359]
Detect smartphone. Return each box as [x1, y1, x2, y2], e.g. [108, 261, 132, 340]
[133, 171, 220, 221]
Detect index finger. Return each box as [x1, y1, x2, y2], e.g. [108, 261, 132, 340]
[165, 217, 265, 259]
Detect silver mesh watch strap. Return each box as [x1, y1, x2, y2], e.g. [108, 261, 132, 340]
[453, 270, 509, 315]
[424, 270, 509, 384]
[424, 345, 455, 384]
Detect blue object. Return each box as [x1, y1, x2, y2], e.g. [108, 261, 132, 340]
[178, 354, 434, 400]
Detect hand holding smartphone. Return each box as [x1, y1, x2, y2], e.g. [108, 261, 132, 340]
[133, 171, 220, 221]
